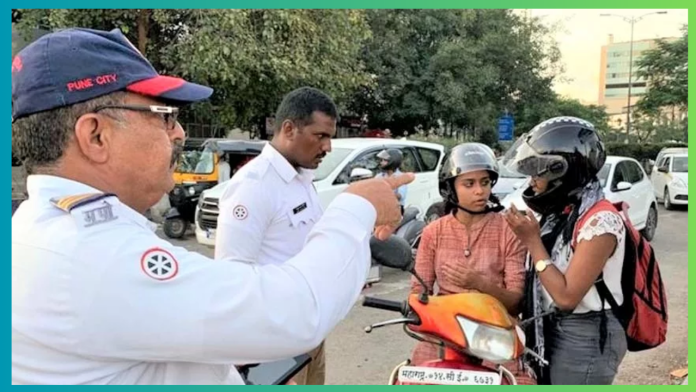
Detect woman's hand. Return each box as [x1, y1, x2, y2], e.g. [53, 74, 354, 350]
[442, 263, 482, 291]
[503, 204, 542, 246]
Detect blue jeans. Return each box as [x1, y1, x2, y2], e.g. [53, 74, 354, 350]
[545, 310, 627, 385]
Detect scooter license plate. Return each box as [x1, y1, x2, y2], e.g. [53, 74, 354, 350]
[397, 366, 501, 385]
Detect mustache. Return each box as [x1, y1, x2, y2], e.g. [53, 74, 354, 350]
[170, 142, 184, 167]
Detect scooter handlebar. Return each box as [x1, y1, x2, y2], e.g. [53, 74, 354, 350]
[362, 296, 405, 314]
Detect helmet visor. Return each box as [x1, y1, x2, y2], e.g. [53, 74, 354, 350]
[502, 138, 567, 181]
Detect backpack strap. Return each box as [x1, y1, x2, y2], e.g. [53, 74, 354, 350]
[573, 199, 624, 311]
[571, 199, 617, 249]
[595, 274, 621, 310]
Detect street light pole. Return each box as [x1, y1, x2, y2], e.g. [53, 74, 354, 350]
[626, 19, 635, 142]
[600, 11, 667, 142]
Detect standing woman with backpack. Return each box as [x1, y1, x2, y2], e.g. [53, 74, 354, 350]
[502, 117, 628, 385]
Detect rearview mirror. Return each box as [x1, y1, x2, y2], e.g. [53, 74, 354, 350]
[369, 235, 413, 271]
[657, 166, 669, 173]
[615, 181, 632, 192]
[350, 167, 374, 182]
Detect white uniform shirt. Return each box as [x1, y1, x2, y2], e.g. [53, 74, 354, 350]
[12, 175, 373, 385]
[215, 144, 324, 265]
[218, 160, 231, 183]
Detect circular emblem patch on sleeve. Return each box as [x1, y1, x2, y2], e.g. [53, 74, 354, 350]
[233, 205, 248, 220]
[141, 248, 179, 281]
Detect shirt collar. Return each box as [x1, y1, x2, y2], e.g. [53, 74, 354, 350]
[26, 174, 157, 231]
[262, 143, 315, 184]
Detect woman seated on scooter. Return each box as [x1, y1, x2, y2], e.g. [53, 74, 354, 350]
[409, 143, 528, 375]
[502, 116, 627, 385]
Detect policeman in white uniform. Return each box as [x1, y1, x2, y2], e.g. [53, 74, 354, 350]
[11, 28, 412, 385]
[215, 143, 324, 265]
[215, 87, 337, 384]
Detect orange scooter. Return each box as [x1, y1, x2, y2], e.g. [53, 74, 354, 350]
[364, 236, 547, 385]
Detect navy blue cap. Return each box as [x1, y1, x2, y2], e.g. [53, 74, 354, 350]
[11, 28, 213, 121]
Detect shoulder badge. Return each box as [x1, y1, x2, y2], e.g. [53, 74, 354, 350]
[50, 193, 119, 227]
[50, 193, 115, 212]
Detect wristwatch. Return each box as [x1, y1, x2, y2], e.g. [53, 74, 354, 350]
[535, 259, 552, 273]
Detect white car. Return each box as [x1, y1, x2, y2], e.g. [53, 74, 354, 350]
[194, 138, 446, 246]
[651, 153, 688, 210]
[501, 156, 659, 241]
[652, 147, 688, 171]
[492, 160, 527, 202]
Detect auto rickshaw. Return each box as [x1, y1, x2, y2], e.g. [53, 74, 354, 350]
[163, 138, 266, 238]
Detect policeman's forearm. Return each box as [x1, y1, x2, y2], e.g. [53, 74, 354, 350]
[280, 195, 375, 337]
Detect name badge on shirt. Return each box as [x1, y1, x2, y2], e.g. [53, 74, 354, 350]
[293, 202, 307, 215]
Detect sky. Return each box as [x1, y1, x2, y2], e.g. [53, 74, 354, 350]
[521, 9, 688, 105]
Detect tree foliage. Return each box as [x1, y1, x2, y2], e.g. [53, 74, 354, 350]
[635, 25, 688, 114]
[14, 9, 621, 144]
[14, 9, 372, 134]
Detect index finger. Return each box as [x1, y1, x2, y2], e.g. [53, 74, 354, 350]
[384, 172, 415, 189]
[509, 203, 520, 215]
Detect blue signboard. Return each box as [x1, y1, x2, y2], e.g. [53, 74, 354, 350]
[498, 114, 514, 141]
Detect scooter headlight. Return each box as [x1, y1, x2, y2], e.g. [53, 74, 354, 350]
[457, 316, 516, 364]
[188, 186, 196, 195]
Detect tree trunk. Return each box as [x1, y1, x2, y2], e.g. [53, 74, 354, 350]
[137, 9, 150, 54]
[259, 116, 269, 140]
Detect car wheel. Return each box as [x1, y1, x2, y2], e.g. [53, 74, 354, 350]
[641, 204, 658, 241]
[664, 188, 674, 210]
[164, 217, 188, 239]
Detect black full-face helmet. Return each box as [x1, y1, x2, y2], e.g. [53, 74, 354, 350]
[502, 116, 606, 215]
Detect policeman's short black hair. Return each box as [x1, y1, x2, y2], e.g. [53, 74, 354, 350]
[274, 87, 338, 132]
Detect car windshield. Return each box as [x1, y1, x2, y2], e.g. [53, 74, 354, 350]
[314, 148, 355, 181]
[672, 156, 688, 172]
[177, 149, 215, 174]
[598, 163, 611, 187]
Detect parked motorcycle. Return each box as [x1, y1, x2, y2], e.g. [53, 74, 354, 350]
[349, 168, 426, 287]
[163, 183, 206, 239]
[364, 236, 545, 385]
[393, 206, 426, 257]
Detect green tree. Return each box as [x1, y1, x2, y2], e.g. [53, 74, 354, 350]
[635, 26, 688, 113]
[14, 9, 373, 134]
[349, 9, 563, 141]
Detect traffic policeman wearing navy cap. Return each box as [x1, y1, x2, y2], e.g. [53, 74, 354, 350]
[11, 28, 413, 385]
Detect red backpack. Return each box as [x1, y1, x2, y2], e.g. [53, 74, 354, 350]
[573, 199, 668, 352]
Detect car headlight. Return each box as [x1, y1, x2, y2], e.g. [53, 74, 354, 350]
[188, 186, 196, 195]
[457, 316, 516, 364]
[671, 178, 686, 189]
